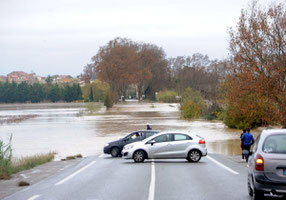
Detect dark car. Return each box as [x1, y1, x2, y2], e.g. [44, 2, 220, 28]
[103, 130, 160, 157]
[248, 129, 286, 200]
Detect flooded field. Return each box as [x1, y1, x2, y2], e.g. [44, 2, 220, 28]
[0, 102, 261, 160]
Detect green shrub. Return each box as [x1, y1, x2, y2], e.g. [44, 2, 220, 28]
[156, 90, 178, 103]
[223, 104, 255, 129]
[204, 106, 223, 120]
[81, 80, 110, 102]
[83, 97, 90, 103]
[0, 136, 13, 179]
[181, 100, 202, 119]
[104, 89, 113, 109]
[180, 88, 206, 120]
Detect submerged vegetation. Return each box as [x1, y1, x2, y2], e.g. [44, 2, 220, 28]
[180, 88, 206, 120]
[0, 115, 39, 125]
[86, 103, 101, 115]
[156, 90, 178, 103]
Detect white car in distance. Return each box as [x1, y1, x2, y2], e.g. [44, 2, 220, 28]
[122, 131, 207, 162]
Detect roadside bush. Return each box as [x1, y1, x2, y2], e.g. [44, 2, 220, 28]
[222, 92, 277, 129]
[223, 104, 253, 129]
[0, 136, 13, 179]
[156, 90, 178, 103]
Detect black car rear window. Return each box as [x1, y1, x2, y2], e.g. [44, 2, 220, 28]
[263, 134, 286, 154]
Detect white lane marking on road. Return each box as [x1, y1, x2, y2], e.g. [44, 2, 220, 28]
[148, 159, 155, 200]
[55, 161, 96, 186]
[27, 194, 41, 200]
[207, 156, 239, 175]
[99, 154, 105, 158]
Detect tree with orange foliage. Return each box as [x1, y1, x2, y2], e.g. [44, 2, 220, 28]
[137, 44, 169, 100]
[226, 1, 286, 128]
[93, 37, 139, 102]
[82, 37, 169, 102]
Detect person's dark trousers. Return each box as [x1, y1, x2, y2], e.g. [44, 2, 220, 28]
[243, 145, 251, 162]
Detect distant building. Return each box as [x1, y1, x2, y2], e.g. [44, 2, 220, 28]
[3, 71, 80, 85]
[7, 71, 36, 84]
[51, 75, 80, 85]
[0, 76, 7, 82]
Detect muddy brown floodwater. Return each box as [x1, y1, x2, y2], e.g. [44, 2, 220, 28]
[0, 102, 261, 160]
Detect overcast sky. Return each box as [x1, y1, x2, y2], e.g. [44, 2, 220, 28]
[0, 0, 281, 77]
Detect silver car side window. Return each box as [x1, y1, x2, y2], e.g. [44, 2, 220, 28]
[153, 134, 171, 143]
[174, 134, 191, 141]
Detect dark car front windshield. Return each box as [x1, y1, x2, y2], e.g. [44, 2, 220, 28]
[263, 134, 286, 154]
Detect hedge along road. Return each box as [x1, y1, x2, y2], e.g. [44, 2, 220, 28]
[0, 102, 260, 160]
[3, 152, 255, 200]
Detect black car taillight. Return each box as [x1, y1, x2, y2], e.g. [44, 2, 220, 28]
[255, 154, 264, 171]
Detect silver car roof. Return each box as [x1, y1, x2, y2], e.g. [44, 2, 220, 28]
[142, 130, 197, 142]
[261, 129, 286, 136]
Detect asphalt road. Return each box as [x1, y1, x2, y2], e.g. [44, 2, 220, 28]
[2, 154, 281, 200]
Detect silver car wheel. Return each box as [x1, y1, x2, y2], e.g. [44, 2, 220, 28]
[133, 151, 144, 162]
[189, 150, 201, 162]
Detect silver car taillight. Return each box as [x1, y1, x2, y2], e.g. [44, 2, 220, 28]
[255, 154, 264, 171]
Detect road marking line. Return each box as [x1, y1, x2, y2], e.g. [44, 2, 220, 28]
[207, 156, 239, 175]
[55, 161, 96, 186]
[148, 159, 155, 200]
[27, 194, 41, 200]
[99, 154, 105, 158]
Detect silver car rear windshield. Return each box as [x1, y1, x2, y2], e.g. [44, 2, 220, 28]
[263, 134, 286, 154]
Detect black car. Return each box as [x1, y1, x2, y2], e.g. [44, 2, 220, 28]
[103, 130, 159, 157]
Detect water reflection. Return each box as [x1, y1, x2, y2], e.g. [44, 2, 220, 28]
[0, 102, 262, 159]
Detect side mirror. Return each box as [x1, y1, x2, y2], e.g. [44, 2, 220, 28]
[150, 140, 155, 146]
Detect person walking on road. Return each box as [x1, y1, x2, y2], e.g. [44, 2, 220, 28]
[240, 129, 247, 160]
[241, 128, 255, 163]
[146, 122, 152, 130]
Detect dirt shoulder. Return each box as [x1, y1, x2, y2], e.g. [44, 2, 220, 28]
[0, 159, 82, 200]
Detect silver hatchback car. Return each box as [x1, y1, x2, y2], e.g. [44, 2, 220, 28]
[248, 129, 286, 199]
[122, 131, 207, 162]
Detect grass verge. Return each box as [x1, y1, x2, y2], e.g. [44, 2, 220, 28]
[0, 152, 55, 180]
[11, 153, 55, 174]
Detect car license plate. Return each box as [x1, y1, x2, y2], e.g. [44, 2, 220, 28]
[283, 169, 286, 175]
